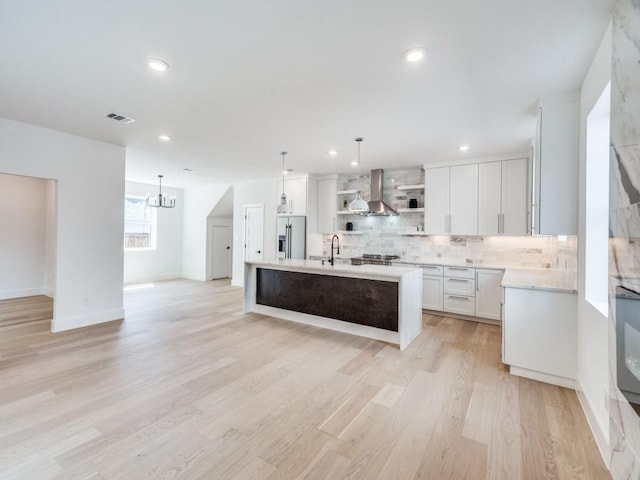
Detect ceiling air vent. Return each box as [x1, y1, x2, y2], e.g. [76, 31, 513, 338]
[106, 112, 136, 124]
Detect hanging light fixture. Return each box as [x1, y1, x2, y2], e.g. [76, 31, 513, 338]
[349, 138, 370, 213]
[276, 151, 289, 214]
[146, 174, 176, 208]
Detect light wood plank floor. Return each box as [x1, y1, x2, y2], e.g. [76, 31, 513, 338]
[0, 279, 609, 479]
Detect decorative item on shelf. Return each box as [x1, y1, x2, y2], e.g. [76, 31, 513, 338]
[409, 198, 418, 208]
[348, 138, 370, 213]
[146, 174, 176, 208]
[276, 151, 289, 214]
[343, 199, 348, 210]
[346, 222, 354, 231]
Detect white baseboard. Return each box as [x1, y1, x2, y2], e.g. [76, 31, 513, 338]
[52, 308, 125, 332]
[575, 381, 610, 468]
[41, 287, 55, 298]
[181, 272, 206, 281]
[123, 273, 182, 285]
[0, 287, 46, 300]
[509, 366, 576, 389]
[231, 277, 243, 287]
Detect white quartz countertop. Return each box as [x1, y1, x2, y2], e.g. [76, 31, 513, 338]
[501, 268, 577, 294]
[393, 258, 506, 270]
[246, 259, 420, 278]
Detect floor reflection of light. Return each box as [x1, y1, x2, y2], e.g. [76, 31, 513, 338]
[123, 283, 155, 292]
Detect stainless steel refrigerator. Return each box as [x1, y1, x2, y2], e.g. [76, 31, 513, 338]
[276, 216, 306, 259]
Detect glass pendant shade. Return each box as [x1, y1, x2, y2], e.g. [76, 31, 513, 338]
[349, 190, 369, 212]
[277, 193, 288, 214]
[276, 151, 289, 214]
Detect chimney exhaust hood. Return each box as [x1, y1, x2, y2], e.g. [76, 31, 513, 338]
[359, 169, 398, 216]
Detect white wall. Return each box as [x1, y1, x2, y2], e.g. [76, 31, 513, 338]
[577, 22, 612, 460]
[43, 179, 57, 296]
[124, 181, 184, 284]
[0, 117, 126, 332]
[231, 179, 278, 286]
[181, 185, 230, 281]
[0, 174, 48, 299]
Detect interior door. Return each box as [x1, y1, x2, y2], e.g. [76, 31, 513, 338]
[244, 205, 264, 262]
[211, 225, 232, 279]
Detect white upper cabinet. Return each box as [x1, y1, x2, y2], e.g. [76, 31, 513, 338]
[478, 162, 502, 235]
[277, 177, 307, 216]
[425, 164, 478, 235]
[478, 159, 528, 236]
[533, 92, 579, 235]
[316, 176, 337, 233]
[449, 164, 478, 235]
[424, 167, 450, 234]
[501, 158, 528, 235]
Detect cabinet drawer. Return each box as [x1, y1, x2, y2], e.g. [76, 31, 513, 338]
[443, 277, 476, 296]
[421, 265, 443, 276]
[444, 294, 476, 316]
[443, 266, 475, 279]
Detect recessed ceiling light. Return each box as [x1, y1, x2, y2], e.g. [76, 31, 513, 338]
[148, 58, 169, 72]
[351, 161, 359, 166]
[329, 150, 338, 156]
[404, 48, 425, 63]
[459, 145, 470, 151]
[158, 135, 171, 142]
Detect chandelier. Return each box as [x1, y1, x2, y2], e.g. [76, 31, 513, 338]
[146, 174, 176, 208]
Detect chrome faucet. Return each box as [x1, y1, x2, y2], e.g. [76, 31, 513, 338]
[330, 234, 340, 266]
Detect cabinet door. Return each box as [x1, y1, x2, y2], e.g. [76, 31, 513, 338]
[475, 269, 503, 321]
[317, 178, 336, 233]
[277, 178, 307, 216]
[536, 95, 579, 235]
[422, 275, 443, 311]
[501, 159, 528, 236]
[450, 164, 478, 235]
[478, 162, 502, 235]
[503, 287, 576, 380]
[424, 167, 449, 234]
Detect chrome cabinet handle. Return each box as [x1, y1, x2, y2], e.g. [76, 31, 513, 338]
[447, 295, 470, 301]
[447, 278, 470, 283]
[447, 267, 470, 272]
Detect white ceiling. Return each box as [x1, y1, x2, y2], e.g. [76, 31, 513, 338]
[0, 0, 612, 188]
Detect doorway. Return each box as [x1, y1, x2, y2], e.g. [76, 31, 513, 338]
[208, 224, 232, 280]
[0, 173, 57, 330]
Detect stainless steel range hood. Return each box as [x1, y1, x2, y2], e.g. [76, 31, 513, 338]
[362, 169, 398, 216]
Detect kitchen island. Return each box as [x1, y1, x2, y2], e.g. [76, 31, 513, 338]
[244, 259, 422, 350]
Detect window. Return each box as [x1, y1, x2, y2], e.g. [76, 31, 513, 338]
[124, 196, 157, 250]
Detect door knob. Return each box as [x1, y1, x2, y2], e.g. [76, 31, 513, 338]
[226, 246, 230, 250]
[256, 250, 261, 254]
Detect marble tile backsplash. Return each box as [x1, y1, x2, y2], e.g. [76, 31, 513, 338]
[322, 231, 577, 271]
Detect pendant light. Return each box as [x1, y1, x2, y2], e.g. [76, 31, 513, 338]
[349, 138, 370, 213]
[145, 174, 176, 208]
[276, 151, 289, 214]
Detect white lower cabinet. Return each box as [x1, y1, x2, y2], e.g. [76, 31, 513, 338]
[443, 294, 475, 316]
[420, 265, 503, 323]
[421, 265, 443, 311]
[503, 287, 577, 386]
[475, 269, 503, 321]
